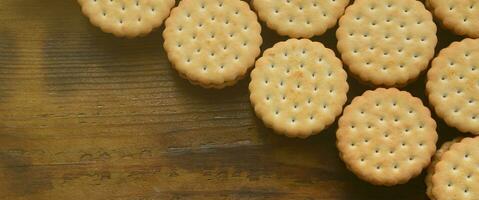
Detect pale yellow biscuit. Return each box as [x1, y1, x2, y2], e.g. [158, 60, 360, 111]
[337, 0, 437, 87]
[429, 0, 479, 38]
[250, 39, 348, 138]
[337, 88, 437, 186]
[427, 39, 479, 135]
[78, 0, 175, 37]
[252, 0, 350, 38]
[425, 138, 463, 200]
[431, 136, 479, 200]
[163, 0, 262, 89]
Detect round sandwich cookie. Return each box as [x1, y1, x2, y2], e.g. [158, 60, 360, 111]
[431, 137, 479, 200]
[427, 39, 479, 135]
[252, 0, 350, 38]
[428, 0, 479, 38]
[337, 0, 437, 87]
[163, 0, 262, 89]
[337, 88, 438, 186]
[425, 137, 463, 200]
[250, 39, 348, 138]
[78, 0, 175, 37]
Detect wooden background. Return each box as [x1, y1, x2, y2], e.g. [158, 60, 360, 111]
[0, 0, 469, 199]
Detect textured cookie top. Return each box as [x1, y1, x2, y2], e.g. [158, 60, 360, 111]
[337, 0, 437, 86]
[250, 39, 348, 138]
[427, 39, 479, 135]
[432, 137, 479, 200]
[78, 0, 175, 37]
[252, 0, 349, 38]
[426, 138, 463, 200]
[337, 88, 437, 186]
[429, 0, 479, 38]
[163, 0, 262, 88]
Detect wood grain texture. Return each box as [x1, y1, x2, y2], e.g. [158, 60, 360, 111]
[0, 0, 469, 199]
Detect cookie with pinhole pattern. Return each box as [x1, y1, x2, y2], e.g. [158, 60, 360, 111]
[431, 137, 479, 200]
[337, 0, 437, 87]
[428, 0, 479, 38]
[252, 0, 350, 38]
[337, 88, 438, 186]
[427, 39, 479, 135]
[78, 0, 175, 37]
[163, 0, 262, 89]
[250, 39, 348, 138]
[425, 137, 463, 200]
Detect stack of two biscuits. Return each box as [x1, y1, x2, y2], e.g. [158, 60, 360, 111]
[425, 37, 479, 199]
[78, 0, 264, 88]
[335, 0, 440, 187]
[337, 0, 479, 191]
[337, 0, 479, 193]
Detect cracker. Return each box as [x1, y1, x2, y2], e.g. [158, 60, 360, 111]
[163, 0, 262, 89]
[425, 138, 463, 200]
[78, 0, 175, 37]
[337, 88, 438, 186]
[431, 137, 479, 200]
[427, 39, 479, 134]
[428, 0, 479, 38]
[250, 39, 348, 138]
[336, 0, 437, 87]
[252, 0, 350, 38]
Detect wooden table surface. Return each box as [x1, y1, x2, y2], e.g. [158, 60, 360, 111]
[0, 0, 468, 199]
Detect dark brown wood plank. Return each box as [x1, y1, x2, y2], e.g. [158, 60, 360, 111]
[0, 0, 469, 199]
